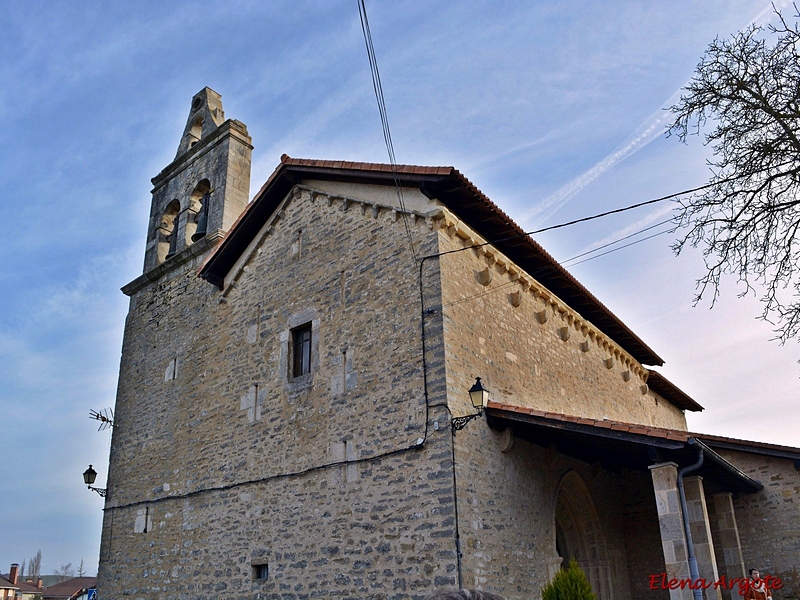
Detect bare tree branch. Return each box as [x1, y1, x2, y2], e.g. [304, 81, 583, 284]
[668, 6, 800, 343]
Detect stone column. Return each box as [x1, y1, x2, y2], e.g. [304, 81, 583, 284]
[712, 492, 746, 600]
[649, 462, 693, 600]
[683, 476, 722, 600]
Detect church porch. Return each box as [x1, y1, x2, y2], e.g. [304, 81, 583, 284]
[479, 403, 763, 600]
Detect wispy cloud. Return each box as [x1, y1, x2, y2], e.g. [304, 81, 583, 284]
[519, 0, 786, 230]
[519, 106, 677, 228]
[564, 204, 675, 261]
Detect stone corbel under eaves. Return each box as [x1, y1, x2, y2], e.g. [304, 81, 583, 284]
[434, 206, 648, 383]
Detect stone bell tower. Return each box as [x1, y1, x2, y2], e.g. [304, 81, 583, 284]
[142, 87, 252, 273]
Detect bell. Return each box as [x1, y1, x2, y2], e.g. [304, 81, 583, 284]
[191, 210, 208, 242]
[165, 217, 180, 259]
[191, 192, 210, 242]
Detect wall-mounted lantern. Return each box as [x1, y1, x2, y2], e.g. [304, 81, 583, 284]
[452, 377, 490, 434]
[83, 465, 107, 498]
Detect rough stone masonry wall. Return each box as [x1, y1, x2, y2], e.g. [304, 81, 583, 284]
[99, 185, 462, 599]
[433, 219, 683, 599]
[434, 217, 687, 428]
[717, 449, 800, 599]
[99, 442, 459, 600]
[446, 424, 639, 600]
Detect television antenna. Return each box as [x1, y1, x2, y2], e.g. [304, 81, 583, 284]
[89, 408, 115, 431]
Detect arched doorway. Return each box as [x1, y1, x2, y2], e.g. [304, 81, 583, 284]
[553, 471, 613, 600]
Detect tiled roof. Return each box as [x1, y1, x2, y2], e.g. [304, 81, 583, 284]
[16, 579, 43, 593]
[42, 577, 96, 599]
[487, 401, 800, 457]
[281, 156, 452, 176]
[200, 156, 665, 366]
[646, 370, 703, 412]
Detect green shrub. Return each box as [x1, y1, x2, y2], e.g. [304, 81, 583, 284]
[540, 560, 596, 600]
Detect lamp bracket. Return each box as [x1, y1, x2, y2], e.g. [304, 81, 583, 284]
[88, 486, 107, 498]
[451, 410, 483, 434]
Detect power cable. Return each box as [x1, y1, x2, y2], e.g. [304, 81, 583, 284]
[560, 218, 673, 264]
[565, 228, 676, 267]
[357, 0, 417, 261]
[423, 181, 717, 262]
[441, 221, 678, 308]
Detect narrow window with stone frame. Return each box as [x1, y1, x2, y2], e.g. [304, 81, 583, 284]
[252, 563, 268, 580]
[291, 323, 312, 378]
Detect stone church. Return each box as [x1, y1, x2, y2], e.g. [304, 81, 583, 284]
[97, 88, 800, 600]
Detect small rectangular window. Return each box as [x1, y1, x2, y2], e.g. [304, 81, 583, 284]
[292, 324, 312, 377]
[253, 563, 269, 580]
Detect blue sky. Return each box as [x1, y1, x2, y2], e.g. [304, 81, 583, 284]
[1, 0, 797, 577]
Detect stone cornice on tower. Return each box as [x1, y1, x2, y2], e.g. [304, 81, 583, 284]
[152, 119, 252, 192]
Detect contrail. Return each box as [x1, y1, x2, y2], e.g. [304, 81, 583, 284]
[519, 0, 788, 230]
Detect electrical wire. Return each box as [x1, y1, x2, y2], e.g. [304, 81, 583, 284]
[422, 180, 718, 262]
[441, 221, 678, 309]
[357, 0, 417, 261]
[564, 228, 676, 267]
[560, 218, 673, 265]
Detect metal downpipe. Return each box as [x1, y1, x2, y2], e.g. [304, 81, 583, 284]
[677, 438, 705, 600]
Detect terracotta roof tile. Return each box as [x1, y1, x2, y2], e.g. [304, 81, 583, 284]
[485, 401, 800, 455]
[688, 431, 800, 453]
[42, 577, 96, 598]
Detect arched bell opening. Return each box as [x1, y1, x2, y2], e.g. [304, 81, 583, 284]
[188, 116, 203, 148]
[187, 179, 211, 244]
[157, 199, 181, 264]
[552, 470, 613, 600]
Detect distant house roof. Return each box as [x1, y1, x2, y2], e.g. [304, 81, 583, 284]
[486, 401, 800, 493]
[0, 575, 19, 590]
[16, 579, 44, 595]
[34, 576, 61, 589]
[42, 578, 96, 600]
[200, 156, 665, 366]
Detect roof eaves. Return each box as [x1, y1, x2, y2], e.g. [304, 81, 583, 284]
[646, 370, 704, 412]
[199, 157, 453, 287]
[486, 401, 800, 459]
[199, 157, 664, 365]
[430, 169, 665, 365]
